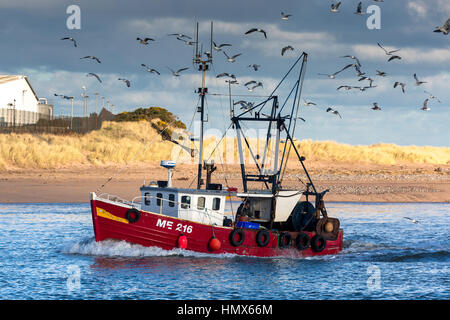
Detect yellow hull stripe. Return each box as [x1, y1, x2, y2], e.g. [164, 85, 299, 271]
[96, 207, 129, 224]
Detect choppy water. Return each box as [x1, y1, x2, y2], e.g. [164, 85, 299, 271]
[0, 202, 448, 300]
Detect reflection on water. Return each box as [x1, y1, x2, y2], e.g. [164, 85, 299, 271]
[0, 202, 448, 299]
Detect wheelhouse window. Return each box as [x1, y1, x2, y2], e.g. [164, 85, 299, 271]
[144, 192, 150, 206]
[197, 197, 205, 210]
[168, 194, 175, 207]
[156, 193, 163, 207]
[181, 195, 191, 209]
[212, 198, 221, 211]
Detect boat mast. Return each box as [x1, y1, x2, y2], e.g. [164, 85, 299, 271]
[194, 22, 213, 189]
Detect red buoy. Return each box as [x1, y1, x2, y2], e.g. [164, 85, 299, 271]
[177, 234, 188, 249]
[209, 236, 221, 251]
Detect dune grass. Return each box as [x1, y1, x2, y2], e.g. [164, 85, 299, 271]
[0, 121, 449, 170]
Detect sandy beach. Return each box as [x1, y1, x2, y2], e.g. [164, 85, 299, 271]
[1, 162, 449, 203]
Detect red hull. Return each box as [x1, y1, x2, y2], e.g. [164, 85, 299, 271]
[90, 198, 343, 258]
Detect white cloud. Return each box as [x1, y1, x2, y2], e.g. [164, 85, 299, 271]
[351, 44, 450, 64]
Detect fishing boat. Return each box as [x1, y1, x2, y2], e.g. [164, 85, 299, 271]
[90, 22, 343, 258]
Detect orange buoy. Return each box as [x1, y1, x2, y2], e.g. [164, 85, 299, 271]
[177, 234, 188, 249]
[208, 236, 221, 251]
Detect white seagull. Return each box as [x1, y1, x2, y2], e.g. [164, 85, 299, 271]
[331, 2, 342, 13]
[141, 64, 160, 75]
[433, 18, 450, 35]
[404, 217, 420, 224]
[213, 41, 232, 51]
[318, 64, 353, 79]
[167, 67, 189, 77]
[281, 12, 292, 20]
[420, 98, 430, 111]
[61, 37, 77, 47]
[424, 91, 441, 103]
[248, 64, 261, 71]
[394, 82, 406, 93]
[87, 73, 102, 83]
[245, 28, 267, 39]
[414, 73, 427, 86]
[80, 56, 101, 63]
[326, 107, 342, 118]
[118, 78, 131, 87]
[281, 46, 294, 56]
[223, 51, 242, 63]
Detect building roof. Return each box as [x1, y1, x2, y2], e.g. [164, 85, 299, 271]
[0, 75, 41, 102]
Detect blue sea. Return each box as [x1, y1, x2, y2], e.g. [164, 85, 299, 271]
[0, 202, 448, 300]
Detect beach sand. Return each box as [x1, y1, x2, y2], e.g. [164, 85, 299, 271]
[1, 162, 449, 203]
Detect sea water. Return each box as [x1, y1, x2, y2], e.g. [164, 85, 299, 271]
[0, 202, 448, 300]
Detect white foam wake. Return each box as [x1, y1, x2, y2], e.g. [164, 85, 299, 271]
[62, 237, 237, 259]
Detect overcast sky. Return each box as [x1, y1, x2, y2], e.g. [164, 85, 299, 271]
[0, 0, 449, 146]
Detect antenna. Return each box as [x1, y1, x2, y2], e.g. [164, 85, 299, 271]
[210, 21, 213, 63]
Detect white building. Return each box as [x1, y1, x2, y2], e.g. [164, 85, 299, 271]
[0, 75, 53, 127]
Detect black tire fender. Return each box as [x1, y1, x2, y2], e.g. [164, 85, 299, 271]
[279, 232, 292, 248]
[256, 230, 270, 247]
[295, 232, 311, 250]
[229, 228, 245, 247]
[125, 208, 141, 223]
[311, 234, 327, 252]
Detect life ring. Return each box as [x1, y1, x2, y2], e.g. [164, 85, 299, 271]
[295, 232, 310, 250]
[229, 229, 245, 247]
[125, 208, 140, 223]
[279, 232, 292, 248]
[256, 230, 270, 247]
[311, 234, 327, 252]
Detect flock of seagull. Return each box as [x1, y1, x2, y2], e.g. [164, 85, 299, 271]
[58, 2, 448, 120]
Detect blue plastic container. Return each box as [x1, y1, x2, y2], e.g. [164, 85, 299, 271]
[236, 221, 260, 230]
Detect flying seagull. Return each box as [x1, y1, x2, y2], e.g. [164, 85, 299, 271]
[318, 64, 354, 79]
[424, 91, 441, 103]
[414, 73, 427, 86]
[245, 28, 267, 39]
[377, 42, 401, 56]
[341, 55, 361, 67]
[331, 2, 342, 13]
[167, 67, 189, 77]
[248, 64, 261, 71]
[213, 41, 231, 51]
[281, 12, 292, 20]
[354, 2, 364, 15]
[223, 51, 242, 63]
[168, 33, 192, 39]
[404, 217, 419, 224]
[137, 37, 155, 45]
[420, 98, 430, 111]
[388, 55, 402, 62]
[176, 37, 197, 46]
[80, 56, 101, 63]
[433, 18, 450, 35]
[216, 72, 236, 79]
[246, 81, 263, 92]
[118, 78, 131, 87]
[371, 102, 381, 111]
[326, 107, 342, 119]
[61, 37, 77, 47]
[141, 64, 160, 75]
[337, 85, 353, 91]
[54, 94, 73, 100]
[376, 70, 388, 77]
[303, 99, 317, 106]
[281, 45, 294, 56]
[87, 73, 102, 83]
[394, 81, 406, 93]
